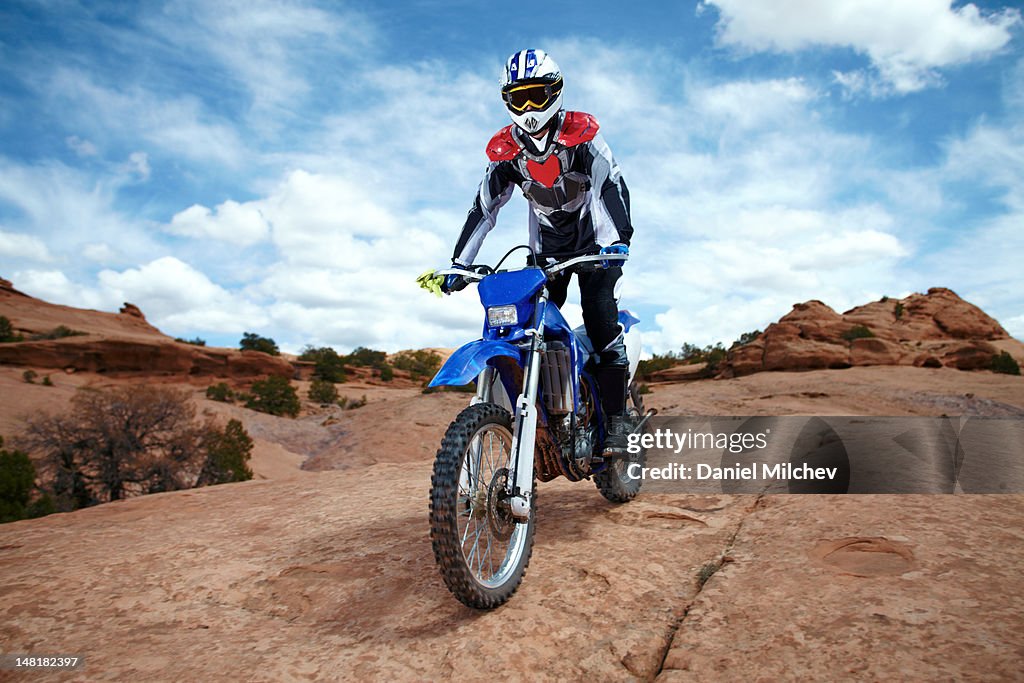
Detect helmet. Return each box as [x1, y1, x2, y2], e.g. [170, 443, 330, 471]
[500, 49, 563, 134]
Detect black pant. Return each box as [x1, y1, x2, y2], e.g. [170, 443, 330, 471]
[546, 266, 626, 368]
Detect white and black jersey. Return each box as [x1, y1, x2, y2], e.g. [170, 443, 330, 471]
[453, 110, 633, 266]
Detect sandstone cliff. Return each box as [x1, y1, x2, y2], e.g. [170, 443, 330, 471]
[0, 277, 292, 379]
[720, 288, 1023, 377]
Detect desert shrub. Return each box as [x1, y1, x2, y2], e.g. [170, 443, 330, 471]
[636, 352, 682, 379]
[732, 329, 762, 348]
[22, 370, 37, 384]
[991, 351, 1021, 376]
[30, 325, 86, 340]
[240, 332, 280, 356]
[22, 386, 204, 507]
[0, 316, 23, 342]
[206, 382, 234, 402]
[299, 346, 348, 383]
[702, 343, 728, 375]
[841, 325, 875, 341]
[246, 376, 300, 417]
[637, 383, 652, 395]
[894, 303, 904, 320]
[197, 419, 253, 485]
[41, 375, 53, 387]
[0, 437, 36, 523]
[176, 337, 207, 346]
[308, 378, 339, 404]
[391, 350, 442, 380]
[344, 346, 388, 368]
[337, 394, 368, 409]
[379, 364, 394, 382]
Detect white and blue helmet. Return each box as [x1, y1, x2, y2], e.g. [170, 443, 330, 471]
[500, 49, 563, 134]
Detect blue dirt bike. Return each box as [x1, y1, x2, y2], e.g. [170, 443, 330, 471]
[427, 247, 654, 609]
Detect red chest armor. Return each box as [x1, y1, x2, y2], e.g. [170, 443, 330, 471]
[486, 112, 600, 216]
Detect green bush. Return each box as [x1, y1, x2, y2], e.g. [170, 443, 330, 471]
[636, 352, 682, 379]
[391, 350, 442, 380]
[308, 378, 339, 404]
[206, 382, 234, 402]
[176, 337, 207, 346]
[991, 351, 1021, 376]
[199, 419, 254, 485]
[379, 364, 394, 382]
[894, 303, 904, 320]
[246, 375, 300, 417]
[731, 329, 762, 348]
[240, 332, 280, 356]
[841, 324, 875, 341]
[22, 370, 37, 384]
[30, 325, 86, 341]
[299, 346, 348, 383]
[41, 375, 53, 387]
[0, 437, 37, 523]
[344, 346, 388, 368]
[0, 316, 23, 342]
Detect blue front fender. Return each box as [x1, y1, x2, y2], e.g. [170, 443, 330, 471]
[428, 340, 522, 388]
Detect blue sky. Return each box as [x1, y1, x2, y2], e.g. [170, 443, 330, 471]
[1, 0, 1022, 354]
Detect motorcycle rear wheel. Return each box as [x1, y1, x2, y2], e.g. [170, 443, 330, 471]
[429, 402, 535, 609]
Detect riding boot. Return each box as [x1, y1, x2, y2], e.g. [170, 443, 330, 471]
[596, 365, 629, 456]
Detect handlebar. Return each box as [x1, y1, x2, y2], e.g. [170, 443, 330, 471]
[436, 253, 627, 282]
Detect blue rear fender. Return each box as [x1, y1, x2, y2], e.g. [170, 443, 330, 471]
[428, 340, 522, 388]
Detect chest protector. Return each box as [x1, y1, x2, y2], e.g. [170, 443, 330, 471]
[486, 111, 600, 216]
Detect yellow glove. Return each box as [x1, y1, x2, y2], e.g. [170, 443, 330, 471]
[416, 269, 444, 298]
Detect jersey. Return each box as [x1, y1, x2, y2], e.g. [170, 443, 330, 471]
[452, 110, 633, 266]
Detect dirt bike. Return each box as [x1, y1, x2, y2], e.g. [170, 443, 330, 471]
[427, 247, 655, 609]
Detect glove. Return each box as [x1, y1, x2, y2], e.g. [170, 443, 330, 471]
[600, 243, 629, 268]
[441, 271, 469, 294]
[415, 270, 444, 298]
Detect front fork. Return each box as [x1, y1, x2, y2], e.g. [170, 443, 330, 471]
[507, 295, 547, 521]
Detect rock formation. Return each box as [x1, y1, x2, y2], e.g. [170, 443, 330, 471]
[720, 288, 1019, 377]
[0, 277, 292, 379]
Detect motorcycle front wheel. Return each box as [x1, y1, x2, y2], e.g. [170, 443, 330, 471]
[429, 402, 535, 609]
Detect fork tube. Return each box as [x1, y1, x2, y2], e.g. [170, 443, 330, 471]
[508, 295, 546, 520]
[472, 367, 495, 405]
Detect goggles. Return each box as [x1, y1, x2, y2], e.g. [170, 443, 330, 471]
[502, 78, 563, 113]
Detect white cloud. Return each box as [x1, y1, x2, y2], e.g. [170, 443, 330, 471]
[0, 158, 163, 274]
[11, 269, 106, 310]
[66, 135, 98, 157]
[97, 256, 267, 333]
[704, 0, 1021, 95]
[146, 0, 374, 130]
[46, 69, 246, 167]
[691, 78, 817, 130]
[168, 200, 270, 246]
[0, 229, 53, 263]
[82, 243, 119, 264]
[125, 151, 150, 181]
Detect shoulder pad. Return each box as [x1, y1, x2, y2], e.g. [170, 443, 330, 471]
[557, 111, 600, 147]
[486, 125, 520, 162]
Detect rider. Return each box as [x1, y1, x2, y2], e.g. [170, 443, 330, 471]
[442, 48, 634, 456]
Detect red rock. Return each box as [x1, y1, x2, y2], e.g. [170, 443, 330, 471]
[849, 338, 904, 366]
[0, 277, 294, 381]
[119, 302, 147, 320]
[719, 288, 1018, 377]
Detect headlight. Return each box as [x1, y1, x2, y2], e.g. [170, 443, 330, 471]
[487, 304, 518, 327]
